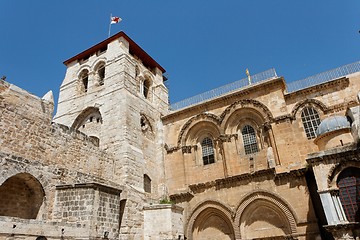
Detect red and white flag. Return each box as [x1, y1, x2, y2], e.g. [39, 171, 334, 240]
[110, 16, 122, 24]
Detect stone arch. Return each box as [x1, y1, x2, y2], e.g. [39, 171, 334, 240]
[77, 66, 91, 93]
[0, 173, 45, 219]
[71, 107, 102, 130]
[186, 200, 235, 240]
[234, 190, 297, 239]
[328, 160, 360, 189]
[93, 59, 107, 86]
[177, 113, 221, 147]
[291, 98, 328, 120]
[220, 99, 273, 126]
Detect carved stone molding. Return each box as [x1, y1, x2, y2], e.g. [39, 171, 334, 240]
[177, 112, 221, 146]
[216, 134, 238, 143]
[181, 145, 197, 154]
[219, 99, 274, 123]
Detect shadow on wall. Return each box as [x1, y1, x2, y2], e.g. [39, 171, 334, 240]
[0, 173, 45, 219]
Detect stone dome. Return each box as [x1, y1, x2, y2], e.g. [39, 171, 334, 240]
[316, 115, 351, 137]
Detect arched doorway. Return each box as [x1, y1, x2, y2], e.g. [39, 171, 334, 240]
[188, 202, 235, 240]
[240, 199, 291, 239]
[0, 173, 45, 219]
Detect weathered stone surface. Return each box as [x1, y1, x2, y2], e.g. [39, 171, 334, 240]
[1, 31, 359, 240]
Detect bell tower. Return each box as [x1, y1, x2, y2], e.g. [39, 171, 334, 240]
[54, 32, 169, 237]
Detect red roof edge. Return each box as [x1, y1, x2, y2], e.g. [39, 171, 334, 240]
[63, 31, 166, 73]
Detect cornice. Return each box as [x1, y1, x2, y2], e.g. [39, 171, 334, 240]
[162, 77, 285, 122]
[169, 167, 307, 199]
[306, 144, 360, 165]
[284, 77, 349, 100]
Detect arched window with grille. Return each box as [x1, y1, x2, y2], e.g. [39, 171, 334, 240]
[201, 137, 215, 165]
[337, 167, 360, 222]
[301, 107, 321, 139]
[242, 125, 259, 155]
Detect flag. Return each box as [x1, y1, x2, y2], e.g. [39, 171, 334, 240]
[111, 16, 122, 24]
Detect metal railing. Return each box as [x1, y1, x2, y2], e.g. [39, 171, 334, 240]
[286, 60, 360, 93]
[170, 68, 278, 111]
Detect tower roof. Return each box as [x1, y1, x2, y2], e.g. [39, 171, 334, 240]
[63, 31, 166, 73]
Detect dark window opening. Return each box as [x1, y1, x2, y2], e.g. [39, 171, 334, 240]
[98, 65, 105, 86]
[143, 79, 150, 98]
[144, 174, 151, 193]
[89, 117, 93, 122]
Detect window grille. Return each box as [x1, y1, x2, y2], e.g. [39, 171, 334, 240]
[337, 167, 360, 222]
[242, 125, 259, 155]
[201, 137, 215, 165]
[301, 107, 321, 139]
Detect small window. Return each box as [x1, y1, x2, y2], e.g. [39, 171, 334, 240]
[242, 125, 259, 155]
[144, 174, 151, 193]
[97, 64, 105, 86]
[201, 137, 215, 165]
[301, 107, 321, 139]
[143, 79, 150, 98]
[79, 70, 89, 93]
[337, 167, 360, 222]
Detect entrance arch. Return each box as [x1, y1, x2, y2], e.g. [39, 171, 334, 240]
[0, 173, 45, 219]
[187, 201, 235, 240]
[235, 191, 297, 239]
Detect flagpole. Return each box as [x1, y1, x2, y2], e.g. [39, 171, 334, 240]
[108, 13, 112, 38]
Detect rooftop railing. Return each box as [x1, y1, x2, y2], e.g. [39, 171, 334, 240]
[169, 60, 360, 111]
[286, 60, 360, 93]
[170, 68, 278, 111]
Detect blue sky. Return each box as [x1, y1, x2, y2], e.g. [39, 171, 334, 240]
[1, 1, 359, 107]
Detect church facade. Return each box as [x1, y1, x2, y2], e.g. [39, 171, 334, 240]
[0, 31, 359, 240]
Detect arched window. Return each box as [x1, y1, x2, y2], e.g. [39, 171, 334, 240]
[201, 137, 215, 165]
[144, 174, 151, 193]
[143, 78, 150, 99]
[242, 125, 259, 155]
[79, 69, 89, 93]
[301, 107, 321, 139]
[97, 63, 105, 86]
[337, 167, 360, 222]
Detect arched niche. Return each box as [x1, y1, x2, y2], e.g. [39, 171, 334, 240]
[187, 201, 235, 240]
[177, 113, 221, 147]
[0, 173, 45, 219]
[240, 200, 291, 239]
[71, 107, 102, 139]
[234, 191, 297, 239]
[223, 107, 266, 135]
[291, 98, 327, 120]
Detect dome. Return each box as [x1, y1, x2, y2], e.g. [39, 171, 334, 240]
[316, 115, 351, 137]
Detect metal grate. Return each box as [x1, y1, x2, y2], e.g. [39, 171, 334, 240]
[287, 60, 360, 93]
[201, 137, 215, 165]
[301, 107, 321, 139]
[242, 125, 259, 155]
[337, 167, 360, 222]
